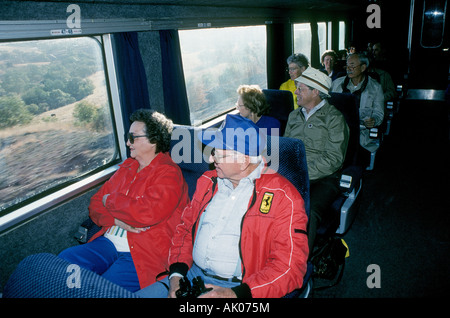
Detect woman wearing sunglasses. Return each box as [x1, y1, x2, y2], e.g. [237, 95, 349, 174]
[59, 109, 189, 292]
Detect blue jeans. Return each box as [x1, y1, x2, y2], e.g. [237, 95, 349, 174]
[58, 236, 140, 292]
[136, 263, 240, 298]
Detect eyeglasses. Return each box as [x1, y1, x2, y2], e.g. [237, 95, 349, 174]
[127, 132, 147, 144]
[346, 64, 361, 71]
[210, 148, 235, 162]
[286, 66, 300, 73]
[296, 85, 313, 92]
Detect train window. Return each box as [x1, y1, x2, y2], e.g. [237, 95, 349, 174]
[179, 26, 267, 124]
[421, 0, 447, 48]
[293, 23, 312, 62]
[318, 22, 327, 56]
[317, 22, 333, 56]
[0, 37, 118, 216]
[339, 21, 346, 50]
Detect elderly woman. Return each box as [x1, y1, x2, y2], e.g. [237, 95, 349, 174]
[59, 109, 189, 292]
[236, 84, 280, 135]
[279, 53, 309, 109]
[320, 50, 339, 81]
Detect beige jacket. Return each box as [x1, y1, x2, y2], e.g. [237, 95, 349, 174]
[284, 100, 349, 180]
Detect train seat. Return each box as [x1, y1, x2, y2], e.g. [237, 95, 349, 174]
[262, 89, 295, 136]
[4, 126, 313, 298]
[3, 253, 138, 298]
[316, 92, 364, 237]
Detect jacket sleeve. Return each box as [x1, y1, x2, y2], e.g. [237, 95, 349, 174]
[283, 110, 299, 138]
[241, 184, 309, 298]
[100, 165, 186, 229]
[88, 173, 117, 228]
[372, 83, 385, 126]
[307, 112, 349, 180]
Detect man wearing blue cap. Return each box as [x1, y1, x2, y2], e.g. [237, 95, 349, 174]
[137, 114, 309, 298]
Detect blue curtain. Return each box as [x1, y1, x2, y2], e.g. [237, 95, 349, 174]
[159, 30, 191, 125]
[112, 32, 151, 134]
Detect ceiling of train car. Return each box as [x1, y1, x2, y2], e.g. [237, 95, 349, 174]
[108, 0, 356, 9]
[31, 0, 358, 11]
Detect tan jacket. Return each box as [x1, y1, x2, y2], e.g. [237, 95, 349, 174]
[284, 100, 349, 180]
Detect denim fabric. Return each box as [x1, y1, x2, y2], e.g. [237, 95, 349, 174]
[58, 236, 140, 292]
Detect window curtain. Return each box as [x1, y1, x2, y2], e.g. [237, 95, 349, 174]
[112, 32, 151, 134]
[159, 30, 191, 125]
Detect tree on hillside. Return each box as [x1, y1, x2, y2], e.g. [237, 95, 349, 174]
[0, 94, 33, 128]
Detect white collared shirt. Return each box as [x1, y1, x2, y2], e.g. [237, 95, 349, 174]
[301, 99, 326, 121]
[192, 159, 264, 279]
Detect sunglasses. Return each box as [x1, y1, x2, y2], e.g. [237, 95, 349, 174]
[127, 132, 147, 144]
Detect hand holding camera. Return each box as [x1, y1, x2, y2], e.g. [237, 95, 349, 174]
[175, 276, 213, 298]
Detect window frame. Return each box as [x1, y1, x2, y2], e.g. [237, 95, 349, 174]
[0, 34, 126, 232]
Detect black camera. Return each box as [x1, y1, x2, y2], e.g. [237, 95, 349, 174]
[176, 276, 212, 298]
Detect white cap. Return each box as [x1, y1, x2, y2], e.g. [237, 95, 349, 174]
[295, 67, 332, 97]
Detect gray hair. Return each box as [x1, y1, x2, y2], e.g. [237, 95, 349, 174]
[348, 52, 370, 68]
[287, 53, 310, 69]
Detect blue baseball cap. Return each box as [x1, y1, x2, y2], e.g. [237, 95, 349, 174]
[198, 114, 266, 156]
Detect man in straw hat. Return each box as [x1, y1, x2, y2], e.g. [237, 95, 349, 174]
[285, 67, 349, 254]
[137, 114, 309, 298]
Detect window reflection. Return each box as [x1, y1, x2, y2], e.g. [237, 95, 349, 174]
[421, 0, 447, 48]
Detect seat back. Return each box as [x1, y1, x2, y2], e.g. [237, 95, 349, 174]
[265, 135, 310, 217]
[3, 253, 138, 298]
[262, 89, 294, 136]
[170, 125, 212, 199]
[329, 92, 360, 167]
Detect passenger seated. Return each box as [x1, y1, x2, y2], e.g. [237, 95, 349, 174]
[368, 63, 396, 103]
[137, 114, 309, 298]
[284, 67, 349, 253]
[319, 50, 340, 81]
[58, 109, 189, 292]
[279, 53, 310, 109]
[236, 84, 281, 135]
[331, 52, 384, 154]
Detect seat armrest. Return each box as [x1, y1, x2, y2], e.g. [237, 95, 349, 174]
[339, 166, 363, 193]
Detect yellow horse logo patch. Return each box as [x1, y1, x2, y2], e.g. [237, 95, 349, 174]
[260, 192, 274, 214]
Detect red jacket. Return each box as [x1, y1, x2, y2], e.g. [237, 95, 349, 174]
[89, 152, 189, 289]
[169, 168, 309, 298]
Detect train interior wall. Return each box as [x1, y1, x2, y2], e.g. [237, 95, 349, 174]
[1, 0, 449, 296]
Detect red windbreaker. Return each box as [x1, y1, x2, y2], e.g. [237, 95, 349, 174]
[89, 152, 189, 289]
[169, 168, 309, 298]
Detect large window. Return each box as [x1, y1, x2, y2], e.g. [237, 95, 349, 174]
[293, 23, 312, 62]
[179, 26, 267, 124]
[339, 21, 346, 50]
[0, 37, 118, 215]
[294, 21, 346, 62]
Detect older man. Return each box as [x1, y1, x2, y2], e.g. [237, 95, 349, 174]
[331, 52, 384, 153]
[285, 67, 349, 253]
[137, 114, 309, 298]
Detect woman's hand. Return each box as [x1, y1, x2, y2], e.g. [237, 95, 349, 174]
[114, 218, 150, 234]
